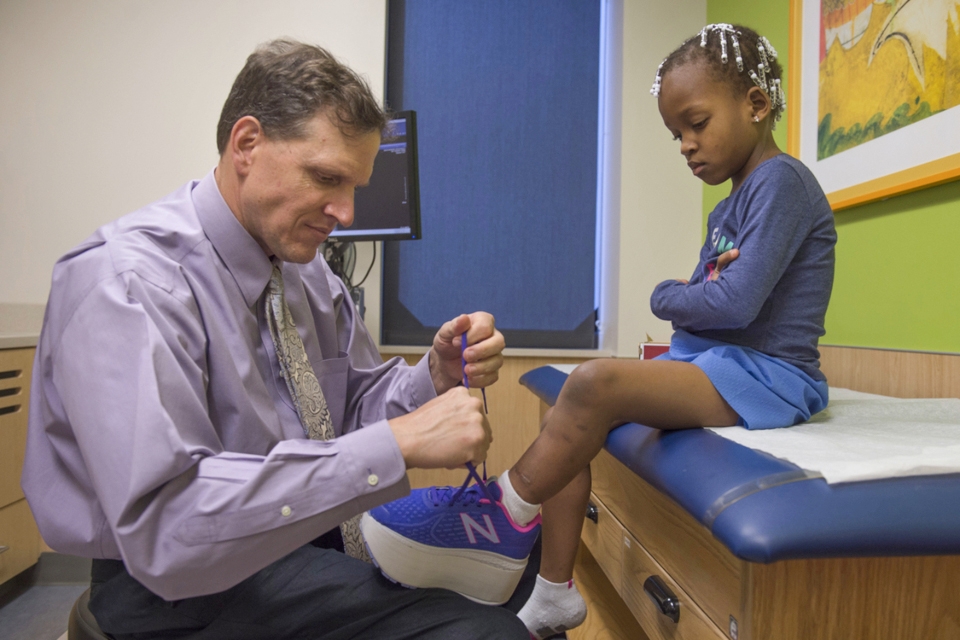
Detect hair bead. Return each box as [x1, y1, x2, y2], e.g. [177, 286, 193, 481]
[653, 23, 786, 128]
[650, 58, 667, 96]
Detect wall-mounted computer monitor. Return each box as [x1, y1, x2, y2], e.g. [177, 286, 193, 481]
[328, 110, 421, 242]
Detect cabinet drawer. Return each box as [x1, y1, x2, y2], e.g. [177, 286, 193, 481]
[581, 492, 624, 594]
[0, 348, 33, 509]
[0, 498, 41, 584]
[591, 449, 742, 633]
[622, 530, 728, 640]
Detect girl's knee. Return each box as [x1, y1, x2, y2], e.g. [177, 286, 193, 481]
[561, 359, 618, 410]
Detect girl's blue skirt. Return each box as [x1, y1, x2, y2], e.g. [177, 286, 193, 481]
[657, 329, 829, 430]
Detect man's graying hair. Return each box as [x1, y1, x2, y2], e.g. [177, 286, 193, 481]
[216, 39, 387, 154]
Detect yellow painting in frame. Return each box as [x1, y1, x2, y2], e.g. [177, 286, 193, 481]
[788, 0, 960, 210]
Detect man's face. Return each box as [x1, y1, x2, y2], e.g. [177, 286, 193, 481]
[236, 112, 381, 263]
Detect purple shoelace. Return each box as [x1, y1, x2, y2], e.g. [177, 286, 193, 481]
[453, 330, 497, 505]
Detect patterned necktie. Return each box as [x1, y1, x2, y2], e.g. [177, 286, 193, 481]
[264, 263, 370, 562]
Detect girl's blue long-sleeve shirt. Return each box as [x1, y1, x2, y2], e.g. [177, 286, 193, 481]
[651, 154, 836, 380]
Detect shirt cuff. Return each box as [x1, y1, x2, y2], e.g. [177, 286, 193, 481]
[411, 352, 440, 405]
[337, 419, 409, 485]
[174, 423, 409, 547]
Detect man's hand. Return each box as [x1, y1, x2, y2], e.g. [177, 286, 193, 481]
[428, 312, 505, 394]
[388, 387, 492, 469]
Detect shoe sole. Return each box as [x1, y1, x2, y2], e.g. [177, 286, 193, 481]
[360, 512, 528, 605]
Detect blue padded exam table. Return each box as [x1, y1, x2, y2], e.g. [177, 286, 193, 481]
[519, 365, 960, 640]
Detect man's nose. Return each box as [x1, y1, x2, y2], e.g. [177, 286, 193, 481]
[326, 191, 355, 228]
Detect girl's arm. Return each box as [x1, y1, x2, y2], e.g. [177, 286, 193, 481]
[650, 167, 814, 332]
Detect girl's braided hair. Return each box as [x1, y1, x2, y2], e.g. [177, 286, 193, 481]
[651, 24, 786, 129]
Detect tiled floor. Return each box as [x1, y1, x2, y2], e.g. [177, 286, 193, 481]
[0, 583, 87, 640]
[0, 553, 91, 640]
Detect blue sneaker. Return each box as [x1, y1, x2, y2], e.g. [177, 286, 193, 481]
[360, 470, 541, 605]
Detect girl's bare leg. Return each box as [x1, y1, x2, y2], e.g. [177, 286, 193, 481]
[539, 466, 590, 583]
[517, 465, 592, 638]
[520, 358, 739, 583]
[512, 358, 738, 507]
[515, 358, 738, 637]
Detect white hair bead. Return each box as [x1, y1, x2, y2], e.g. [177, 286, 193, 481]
[650, 58, 666, 96]
[653, 24, 786, 129]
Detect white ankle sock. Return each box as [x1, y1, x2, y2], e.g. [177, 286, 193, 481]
[499, 469, 540, 526]
[518, 574, 587, 639]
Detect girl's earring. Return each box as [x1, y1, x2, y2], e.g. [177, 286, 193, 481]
[752, 115, 760, 123]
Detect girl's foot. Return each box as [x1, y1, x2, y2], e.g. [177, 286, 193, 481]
[518, 574, 587, 639]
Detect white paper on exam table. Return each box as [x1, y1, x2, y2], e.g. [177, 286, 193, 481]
[548, 366, 960, 484]
[708, 388, 960, 484]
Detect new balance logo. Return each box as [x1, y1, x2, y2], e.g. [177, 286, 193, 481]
[460, 513, 500, 544]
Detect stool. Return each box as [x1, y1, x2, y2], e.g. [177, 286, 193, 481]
[68, 588, 111, 640]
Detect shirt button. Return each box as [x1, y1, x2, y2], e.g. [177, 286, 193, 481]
[367, 474, 379, 486]
[280, 505, 292, 517]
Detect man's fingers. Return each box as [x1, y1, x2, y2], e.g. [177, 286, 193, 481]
[433, 313, 470, 357]
[469, 329, 504, 354]
[463, 311, 493, 337]
[436, 313, 471, 346]
[461, 315, 503, 362]
[389, 386, 492, 470]
[463, 357, 503, 387]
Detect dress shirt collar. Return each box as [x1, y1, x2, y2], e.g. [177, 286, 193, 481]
[193, 170, 273, 308]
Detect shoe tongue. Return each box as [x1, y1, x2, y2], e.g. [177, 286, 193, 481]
[426, 485, 457, 504]
[484, 478, 502, 502]
[427, 473, 501, 506]
[427, 482, 482, 506]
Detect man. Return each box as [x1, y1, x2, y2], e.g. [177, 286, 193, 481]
[22, 40, 530, 639]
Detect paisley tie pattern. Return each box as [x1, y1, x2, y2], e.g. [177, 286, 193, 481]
[265, 263, 370, 562]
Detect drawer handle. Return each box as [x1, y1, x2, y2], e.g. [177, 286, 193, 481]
[0, 545, 9, 555]
[585, 502, 598, 524]
[643, 575, 680, 623]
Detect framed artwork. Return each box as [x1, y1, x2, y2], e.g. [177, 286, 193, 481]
[787, 0, 960, 210]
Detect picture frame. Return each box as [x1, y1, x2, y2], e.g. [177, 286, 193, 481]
[787, 0, 960, 211]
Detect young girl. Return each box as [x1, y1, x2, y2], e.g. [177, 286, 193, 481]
[361, 24, 836, 639]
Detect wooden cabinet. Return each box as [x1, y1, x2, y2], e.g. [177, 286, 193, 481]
[0, 347, 41, 585]
[529, 348, 960, 640]
[586, 450, 733, 639]
[582, 447, 960, 640]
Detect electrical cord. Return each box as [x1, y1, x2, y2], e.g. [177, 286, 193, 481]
[321, 240, 376, 289]
[353, 242, 377, 288]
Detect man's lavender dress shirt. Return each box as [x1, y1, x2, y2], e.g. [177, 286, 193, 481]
[22, 171, 436, 600]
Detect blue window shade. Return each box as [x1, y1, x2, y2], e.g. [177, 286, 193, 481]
[382, 0, 600, 348]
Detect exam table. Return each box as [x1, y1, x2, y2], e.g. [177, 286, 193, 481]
[520, 365, 960, 640]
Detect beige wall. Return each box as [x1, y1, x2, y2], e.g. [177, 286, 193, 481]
[615, 0, 707, 352]
[0, 0, 705, 356]
[0, 0, 387, 313]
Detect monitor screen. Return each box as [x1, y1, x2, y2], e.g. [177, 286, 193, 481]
[329, 111, 421, 242]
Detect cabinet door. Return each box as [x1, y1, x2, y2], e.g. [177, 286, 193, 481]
[0, 499, 41, 584]
[621, 530, 728, 640]
[591, 450, 743, 634]
[0, 348, 34, 509]
[582, 493, 625, 594]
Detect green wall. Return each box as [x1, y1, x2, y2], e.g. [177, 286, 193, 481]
[703, 0, 960, 353]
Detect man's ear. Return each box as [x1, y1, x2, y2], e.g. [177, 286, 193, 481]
[746, 86, 772, 123]
[228, 116, 264, 177]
